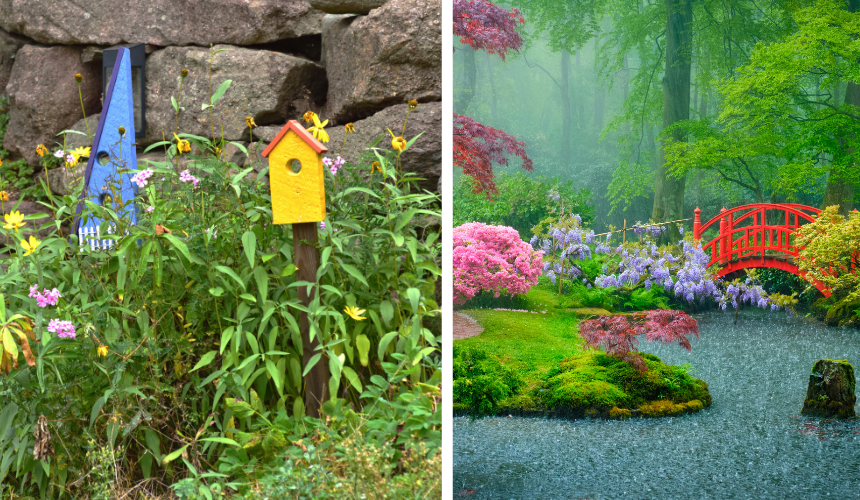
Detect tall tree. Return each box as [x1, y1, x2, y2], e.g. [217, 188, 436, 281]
[652, 0, 693, 233]
[454, 0, 534, 196]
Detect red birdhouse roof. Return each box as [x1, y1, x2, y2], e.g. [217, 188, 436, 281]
[260, 119, 329, 157]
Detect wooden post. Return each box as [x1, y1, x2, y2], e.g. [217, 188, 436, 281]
[293, 222, 328, 418]
[623, 219, 626, 245]
[719, 208, 727, 265]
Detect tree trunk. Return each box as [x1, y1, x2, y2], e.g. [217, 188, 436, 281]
[486, 56, 498, 123]
[652, 0, 693, 239]
[561, 50, 572, 167]
[823, 0, 859, 215]
[455, 45, 477, 115]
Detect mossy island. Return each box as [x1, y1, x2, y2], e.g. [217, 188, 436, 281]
[453, 281, 712, 421]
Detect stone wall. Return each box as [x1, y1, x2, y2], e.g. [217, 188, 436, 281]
[0, 0, 441, 194]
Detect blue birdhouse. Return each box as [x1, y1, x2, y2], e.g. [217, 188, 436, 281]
[74, 46, 138, 250]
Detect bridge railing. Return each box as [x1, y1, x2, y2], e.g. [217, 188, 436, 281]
[692, 204, 821, 268]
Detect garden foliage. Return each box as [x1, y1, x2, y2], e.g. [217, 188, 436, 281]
[453, 222, 543, 305]
[453, 172, 593, 241]
[0, 61, 440, 498]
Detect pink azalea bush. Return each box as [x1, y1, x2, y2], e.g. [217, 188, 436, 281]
[453, 222, 544, 305]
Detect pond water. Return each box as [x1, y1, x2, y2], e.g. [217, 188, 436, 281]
[453, 310, 860, 499]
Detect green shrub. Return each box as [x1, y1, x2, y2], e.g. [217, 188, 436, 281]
[453, 345, 522, 418]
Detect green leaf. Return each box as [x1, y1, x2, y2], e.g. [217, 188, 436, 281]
[242, 231, 256, 268]
[90, 395, 107, 426]
[0, 402, 18, 443]
[225, 398, 255, 419]
[302, 353, 322, 377]
[161, 444, 189, 465]
[380, 300, 394, 326]
[211, 80, 233, 104]
[342, 366, 362, 393]
[209, 287, 224, 297]
[406, 288, 421, 315]
[355, 334, 370, 367]
[143, 140, 172, 153]
[378, 331, 398, 361]
[190, 351, 217, 373]
[199, 437, 240, 447]
[162, 234, 204, 265]
[171, 96, 179, 112]
[239, 293, 257, 303]
[338, 262, 369, 287]
[215, 266, 246, 291]
[280, 263, 299, 277]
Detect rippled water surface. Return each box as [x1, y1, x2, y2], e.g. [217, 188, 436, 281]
[453, 310, 860, 499]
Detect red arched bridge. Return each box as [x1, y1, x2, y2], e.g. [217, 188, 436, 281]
[691, 203, 831, 297]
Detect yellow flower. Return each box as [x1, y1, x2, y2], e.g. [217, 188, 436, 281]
[371, 161, 382, 173]
[387, 128, 407, 152]
[344, 306, 366, 321]
[408, 99, 418, 110]
[307, 114, 330, 143]
[245, 116, 257, 128]
[213, 146, 222, 158]
[66, 155, 78, 168]
[173, 133, 191, 154]
[181, 68, 189, 78]
[36, 144, 47, 157]
[118, 126, 126, 136]
[3, 211, 25, 232]
[74, 73, 82, 83]
[70, 146, 91, 161]
[97, 345, 108, 357]
[21, 235, 40, 256]
[345, 123, 355, 134]
[0, 191, 8, 201]
[303, 111, 317, 124]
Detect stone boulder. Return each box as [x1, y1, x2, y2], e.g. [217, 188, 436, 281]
[310, 0, 388, 15]
[800, 359, 856, 418]
[0, 28, 28, 97]
[0, 0, 325, 46]
[321, 101, 440, 191]
[145, 45, 326, 146]
[323, 0, 441, 122]
[4, 45, 102, 166]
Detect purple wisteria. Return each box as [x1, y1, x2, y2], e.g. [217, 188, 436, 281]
[530, 213, 778, 312]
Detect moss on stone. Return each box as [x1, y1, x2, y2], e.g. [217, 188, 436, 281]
[638, 399, 703, 418]
[609, 406, 631, 419]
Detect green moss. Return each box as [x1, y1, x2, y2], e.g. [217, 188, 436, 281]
[609, 406, 631, 419]
[638, 399, 704, 418]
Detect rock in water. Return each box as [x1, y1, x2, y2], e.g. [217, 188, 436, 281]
[800, 359, 856, 419]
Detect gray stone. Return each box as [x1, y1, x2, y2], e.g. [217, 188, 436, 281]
[0, 0, 325, 46]
[310, 0, 388, 15]
[0, 28, 28, 97]
[36, 164, 84, 197]
[801, 359, 856, 418]
[325, 101, 440, 191]
[4, 45, 102, 166]
[144, 45, 326, 146]
[323, 0, 441, 122]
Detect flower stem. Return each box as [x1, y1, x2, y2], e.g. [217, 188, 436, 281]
[77, 82, 91, 139]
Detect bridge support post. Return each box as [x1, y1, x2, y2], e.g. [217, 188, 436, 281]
[693, 207, 701, 241]
[719, 207, 727, 265]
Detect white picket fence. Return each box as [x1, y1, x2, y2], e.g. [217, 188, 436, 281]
[78, 225, 120, 251]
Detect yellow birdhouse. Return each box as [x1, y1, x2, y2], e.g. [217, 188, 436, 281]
[261, 120, 328, 224]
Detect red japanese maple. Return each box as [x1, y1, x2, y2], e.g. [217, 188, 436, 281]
[453, 0, 532, 197]
[454, 115, 534, 196]
[579, 310, 699, 372]
[454, 0, 525, 59]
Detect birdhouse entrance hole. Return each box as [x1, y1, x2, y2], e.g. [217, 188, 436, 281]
[97, 152, 110, 166]
[289, 159, 302, 174]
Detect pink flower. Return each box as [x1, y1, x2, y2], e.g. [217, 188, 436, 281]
[48, 319, 75, 339]
[145, 206, 154, 213]
[179, 169, 200, 188]
[29, 286, 60, 308]
[453, 223, 544, 305]
[131, 168, 154, 188]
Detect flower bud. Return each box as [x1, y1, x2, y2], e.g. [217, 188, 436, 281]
[118, 126, 126, 136]
[181, 68, 189, 78]
[74, 73, 83, 83]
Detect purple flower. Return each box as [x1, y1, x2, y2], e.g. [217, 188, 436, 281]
[30, 286, 60, 308]
[146, 206, 154, 213]
[131, 168, 154, 189]
[179, 169, 200, 188]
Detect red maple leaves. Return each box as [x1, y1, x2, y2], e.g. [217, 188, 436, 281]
[453, 0, 532, 197]
[454, 0, 525, 60]
[453, 115, 534, 196]
[579, 310, 699, 372]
